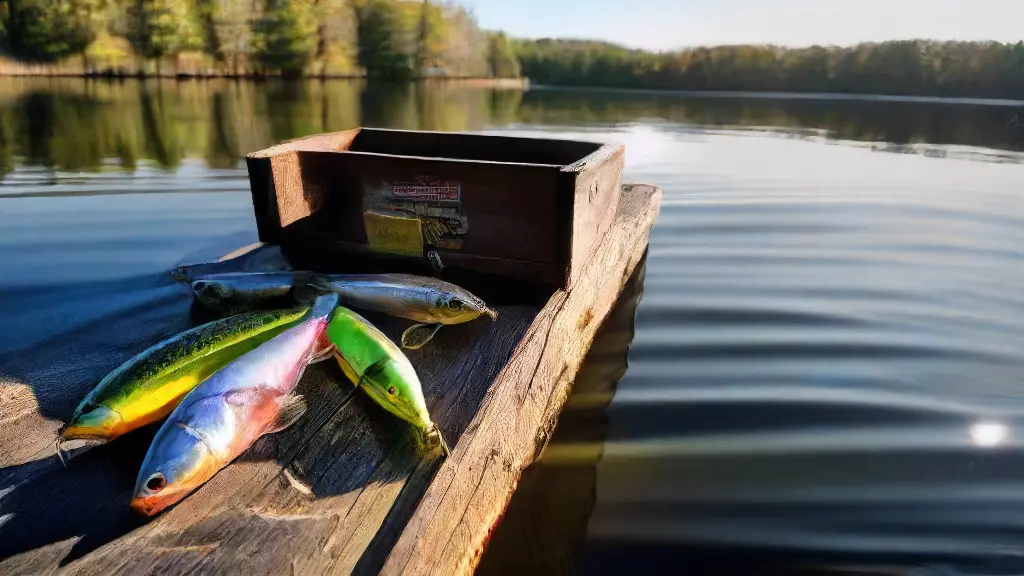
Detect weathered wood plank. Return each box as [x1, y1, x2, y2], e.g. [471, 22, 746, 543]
[476, 253, 648, 575]
[383, 183, 660, 575]
[0, 183, 659, 576]
[10, 310, 533, 576]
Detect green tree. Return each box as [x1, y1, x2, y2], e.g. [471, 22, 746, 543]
[353, 0, 411, 78]
[253, 0, 317, 77]
[486, 32, 519, 78]
[308, 0, 355, 76]
[413, 0, 444, 74]
[437, 3, 485, 76]
[124, 0, 201, 74]
[197, 0, 261, 73]
[1, 0, 97, 62]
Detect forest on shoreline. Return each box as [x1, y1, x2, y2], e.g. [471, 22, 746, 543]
[1, 0, 1023, 98]
[517, 39, 1024, 99]
[0, 0, 522, 78]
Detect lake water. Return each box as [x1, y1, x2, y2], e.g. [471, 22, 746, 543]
[2, 78, 1024, 575]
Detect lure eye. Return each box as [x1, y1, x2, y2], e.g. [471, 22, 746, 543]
[387, 386, 396, 397]
[146, 473, 166, 493]
[448, 299, 464, 311]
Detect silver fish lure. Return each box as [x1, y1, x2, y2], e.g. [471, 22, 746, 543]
[191, 271, 316, 316]
[311, 273, 497, 348]
[190, 272, 497, 349]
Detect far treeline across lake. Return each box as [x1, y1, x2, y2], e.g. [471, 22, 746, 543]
[2, 0, 1024, 99]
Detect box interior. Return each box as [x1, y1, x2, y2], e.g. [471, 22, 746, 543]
[347, 129, 602, 166]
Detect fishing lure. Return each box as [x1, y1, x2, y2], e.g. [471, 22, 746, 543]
[58, 307, 309, 462]
[191, 271, 497, 349]
[129, 294, 338, 517]
[326, 305, 449, 454]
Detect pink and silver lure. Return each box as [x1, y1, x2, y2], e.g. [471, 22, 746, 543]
[129, 293, 338, 517]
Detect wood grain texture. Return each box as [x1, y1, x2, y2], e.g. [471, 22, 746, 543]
[272, 151, 319, 228]
[476, 253, 648, 576]
[247, 129, 361, 241]
[564, 143, 624, 288]
[246, 129, 361, 159]
[0, 184, 659, 576]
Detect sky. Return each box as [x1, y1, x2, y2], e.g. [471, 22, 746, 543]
[463, 0, 1024, 51]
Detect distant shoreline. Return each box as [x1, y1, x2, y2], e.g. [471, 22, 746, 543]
[529, 84, 1024, 108]
[0, 66, 529, 89]
[1, 68, 1021, 107]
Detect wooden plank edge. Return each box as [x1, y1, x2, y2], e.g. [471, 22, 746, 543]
[381, 184, 662, 576]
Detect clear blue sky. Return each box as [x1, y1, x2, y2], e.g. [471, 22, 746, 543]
[463, 0, 1024, 51]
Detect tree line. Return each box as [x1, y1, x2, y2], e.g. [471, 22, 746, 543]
[0, 0, 522, 78]
[1, 1, 1023, 98]
[516, 39, 1024, 99]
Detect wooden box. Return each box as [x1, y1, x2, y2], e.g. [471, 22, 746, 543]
[245, 128, 624, 287]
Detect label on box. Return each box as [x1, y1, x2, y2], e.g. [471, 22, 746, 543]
[363, 175, 468, 253]
[363, 209, 425, 257]
[390, 177, 461, 204]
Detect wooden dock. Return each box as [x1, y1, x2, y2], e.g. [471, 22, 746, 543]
[0, 183, 660, 575]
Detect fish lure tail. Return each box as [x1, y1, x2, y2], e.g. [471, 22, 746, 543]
[484, 307, 499, 321]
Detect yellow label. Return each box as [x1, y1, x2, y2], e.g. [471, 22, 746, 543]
[363, 209, 424, 257]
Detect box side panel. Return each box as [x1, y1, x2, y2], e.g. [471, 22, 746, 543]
[292, 151, 366, 242]
[567, 144, 624, 286]
[245, 155, 282, 243]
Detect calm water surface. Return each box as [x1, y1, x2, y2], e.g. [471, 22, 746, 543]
[2, 78, 1024, 574]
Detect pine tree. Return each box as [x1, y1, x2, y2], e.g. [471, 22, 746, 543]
[353, 0, 412, 79]
[253, 0, 317, 77]
[124, 0, 201, 74]
[0, 0, 97, 62]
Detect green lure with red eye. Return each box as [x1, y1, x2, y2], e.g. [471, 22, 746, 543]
[326, 306, 448, 455]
